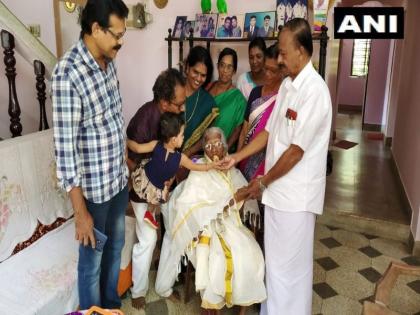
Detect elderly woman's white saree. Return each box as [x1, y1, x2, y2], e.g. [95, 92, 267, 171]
[168, 159, 266, 309]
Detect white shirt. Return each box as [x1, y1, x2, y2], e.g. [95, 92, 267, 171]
[263, 61, 332, 215]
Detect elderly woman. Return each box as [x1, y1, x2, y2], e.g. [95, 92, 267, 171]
[155, 127, 266, 315]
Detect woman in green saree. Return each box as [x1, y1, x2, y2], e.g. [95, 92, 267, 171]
[207, 48, 246, 150]
[183, 46, 219, 157]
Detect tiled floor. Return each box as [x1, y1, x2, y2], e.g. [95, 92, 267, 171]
[325, 112, 410, 225]
[120, 222, 420, 315]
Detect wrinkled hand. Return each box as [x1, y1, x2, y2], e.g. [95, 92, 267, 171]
[219, 154, 237, 170]
[247, 178, 262, 200]
[75, 209, 95, 248]
[234, 186, 250, 203]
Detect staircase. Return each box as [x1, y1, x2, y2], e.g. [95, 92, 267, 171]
[0, 0, 57, 138]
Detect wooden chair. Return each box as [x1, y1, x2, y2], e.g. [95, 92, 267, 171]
[362, 262, 420, 315]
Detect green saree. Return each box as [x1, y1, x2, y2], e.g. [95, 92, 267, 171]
[183, 88, 219, 151]
[212, 88, 246, 139]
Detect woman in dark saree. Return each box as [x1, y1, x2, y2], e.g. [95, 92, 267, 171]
[238, 44, 288, 181]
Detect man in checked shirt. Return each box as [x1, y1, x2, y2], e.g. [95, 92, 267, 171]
[52, 0, 129, 310]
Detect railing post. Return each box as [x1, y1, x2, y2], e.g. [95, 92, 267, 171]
[34, 60, 49, 131]
[168, 28, 172, 69]
[188, 28, 194, 49]
[1, 30, 22, 137]
[319, 25, 329, 80]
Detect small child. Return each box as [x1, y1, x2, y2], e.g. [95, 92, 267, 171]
[128, 112, 220, 229]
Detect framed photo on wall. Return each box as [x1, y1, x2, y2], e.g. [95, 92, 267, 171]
[172, 16, 187, 38]
[194, 13, 218, 38]
[243, 11, 276, 39]
[276, 0, 308, 27]
[183, 20, 195, 38]
[216, 14, 245, 39]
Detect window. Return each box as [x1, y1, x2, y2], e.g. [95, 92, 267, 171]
[351, 39, 371, 77]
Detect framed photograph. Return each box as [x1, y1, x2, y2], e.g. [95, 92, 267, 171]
[276, 0, 308, 27]
[216, 14, 245, 39]
[313, 0, 328, 32]
[194, 13, 218, 38]
[243, 11, 276, 39]
[183, 20, 196, 38]
[172, 16, 187, 38]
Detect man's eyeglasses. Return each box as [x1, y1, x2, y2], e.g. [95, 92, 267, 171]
[103, 27, 126, 41]
[204, 141, 224, 151]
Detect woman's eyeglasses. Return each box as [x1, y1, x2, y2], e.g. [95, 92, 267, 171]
[204, 141, 223, 150]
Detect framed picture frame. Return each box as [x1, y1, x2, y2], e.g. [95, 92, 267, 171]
[172, 16, 187, 38]
[215, 14, 245, 39]
[183, 20, 195, 38]
[276, 0, 308, 28]
[194, 13, 218, 38]
[243, 11, 276, 39]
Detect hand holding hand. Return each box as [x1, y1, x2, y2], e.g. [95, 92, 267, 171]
[247, 178, 263, 200]
[234, 186, 250, 202]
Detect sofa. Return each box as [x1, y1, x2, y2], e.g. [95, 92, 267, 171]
[0, 129, 136, 314]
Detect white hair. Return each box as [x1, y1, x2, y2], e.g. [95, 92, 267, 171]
[202, 127, 228, 151]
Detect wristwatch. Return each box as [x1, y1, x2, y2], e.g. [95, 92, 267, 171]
[258, 178, 267, 192]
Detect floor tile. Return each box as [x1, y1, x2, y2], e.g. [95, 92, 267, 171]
[320, 237, 342, 249]
[358, 267, 382, 284]
[314, 260, 327, 283]
[145, 300, 168, 315]
[316, 257, 339, 271]
[313, 282, 338, 299]
[332, 229, 369, 249]
[370, 238, 409, 259]
[326, 268, 374, 301]
[326, 225, 340, 231]
[371, 255, 402, 274]
[362, 233, 379, 240]
[315, 223, 332, 240]
[312, 292, 323, 314]
[388, 276, 420, 314]
[407, 280, 420, 294]
[359, 245, 382, 258]
[401, 255, 420, 266]
[330, 246, 371, 272]
[321, 295, 362, 315]
[314, 239, 330, 259]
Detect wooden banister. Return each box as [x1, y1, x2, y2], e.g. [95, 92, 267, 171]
[33, 60, 49, 131]
[1, 30, 22, 138]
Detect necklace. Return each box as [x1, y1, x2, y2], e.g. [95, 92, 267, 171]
[185, 89, 200, 124]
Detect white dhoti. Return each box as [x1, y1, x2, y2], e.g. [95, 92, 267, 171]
[131, 201, 157, 298]
[260, 206, 315, 315]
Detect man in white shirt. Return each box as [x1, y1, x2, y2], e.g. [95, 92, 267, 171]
[223, 18, 332, 314]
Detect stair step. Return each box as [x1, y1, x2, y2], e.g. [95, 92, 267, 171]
[318, 208, 410, 243]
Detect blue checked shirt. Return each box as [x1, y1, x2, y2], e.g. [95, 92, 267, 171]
[52, 39, 128, 203]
